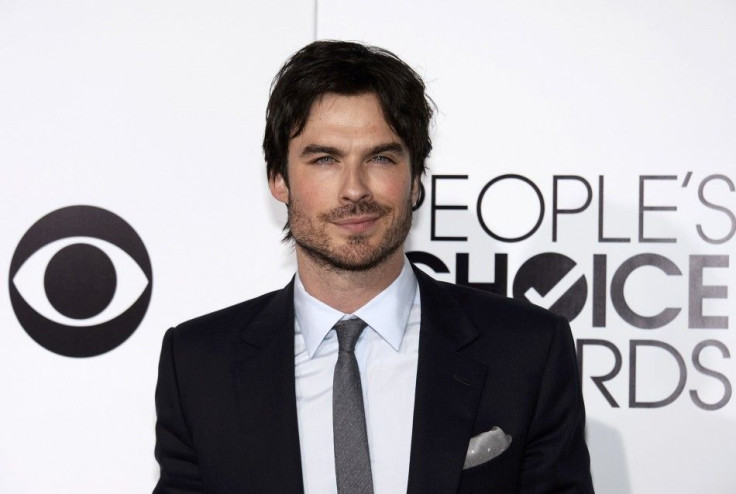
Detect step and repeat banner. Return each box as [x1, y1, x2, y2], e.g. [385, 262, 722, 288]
[1, 1, 734, 492]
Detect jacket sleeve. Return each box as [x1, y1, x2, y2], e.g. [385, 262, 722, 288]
[520, 316, 595, 493]
[153, 328, 204, 493]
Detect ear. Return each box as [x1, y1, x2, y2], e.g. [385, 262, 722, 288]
[411, 176, 421, 206]
[269, 173, 290, 204]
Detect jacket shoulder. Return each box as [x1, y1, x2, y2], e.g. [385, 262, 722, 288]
[167, 286, 287, 349]
[423, 271, 568, 337]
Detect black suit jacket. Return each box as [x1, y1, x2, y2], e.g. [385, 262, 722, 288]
[154, 266, 593, 493]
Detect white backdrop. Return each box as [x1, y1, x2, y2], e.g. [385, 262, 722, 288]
[1, 1, 735, 492]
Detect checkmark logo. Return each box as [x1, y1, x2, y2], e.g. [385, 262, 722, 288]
[512, 253, 588, 322]
[524, 264, 585, 309]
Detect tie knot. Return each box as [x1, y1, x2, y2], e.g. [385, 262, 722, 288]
[333, 317, 367, 352]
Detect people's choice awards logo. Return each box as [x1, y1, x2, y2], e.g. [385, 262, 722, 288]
[9, 206, 152, 357]
[413, 172, 734, 410]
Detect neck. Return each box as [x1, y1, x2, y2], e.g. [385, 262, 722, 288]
[295, 247, 406, 314]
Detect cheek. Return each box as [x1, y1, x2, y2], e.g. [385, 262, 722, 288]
[290, 185, 328, 213]
[379, 180, 414, 205]
[369, 170, 413, 198]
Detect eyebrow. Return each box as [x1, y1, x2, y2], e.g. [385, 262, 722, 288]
[367, 142, 406, 156]
[300, 145, 342, 157]
[300, 142, 406, 158]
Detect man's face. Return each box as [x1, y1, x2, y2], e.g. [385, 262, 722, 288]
[270, 92, 419, 271]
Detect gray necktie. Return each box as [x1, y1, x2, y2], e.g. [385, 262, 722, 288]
[333, 318, 374, 494]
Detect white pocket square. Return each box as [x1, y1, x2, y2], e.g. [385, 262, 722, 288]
[463, 426, 512, 470]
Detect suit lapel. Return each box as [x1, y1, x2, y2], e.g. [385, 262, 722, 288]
[231, 281, 304, 493]
[407, 268, 488, 494]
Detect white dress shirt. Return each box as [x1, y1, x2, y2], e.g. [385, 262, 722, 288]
[293, 258, 421, 494]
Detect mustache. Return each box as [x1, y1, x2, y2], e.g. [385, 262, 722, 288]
[319, 200, 392, 222]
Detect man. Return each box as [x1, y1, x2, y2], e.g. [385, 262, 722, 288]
[154, 40, 594, 493]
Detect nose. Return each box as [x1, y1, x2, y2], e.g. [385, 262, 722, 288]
[339, 165, 371, 204]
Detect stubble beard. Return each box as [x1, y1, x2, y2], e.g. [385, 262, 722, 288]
[287, 197, 413, 272]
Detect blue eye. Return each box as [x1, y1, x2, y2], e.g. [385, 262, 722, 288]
[372, 155, 397, 164]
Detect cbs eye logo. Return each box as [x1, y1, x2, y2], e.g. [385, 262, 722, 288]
[9, 206, 152, 357]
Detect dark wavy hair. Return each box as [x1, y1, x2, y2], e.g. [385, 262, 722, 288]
[263, 40, 434, 184]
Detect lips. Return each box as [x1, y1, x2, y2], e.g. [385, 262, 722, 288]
[332, 215, 381, 233]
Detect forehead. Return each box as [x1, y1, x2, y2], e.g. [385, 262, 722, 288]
[293, 92, 400, 144]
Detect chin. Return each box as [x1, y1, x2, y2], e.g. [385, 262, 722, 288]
[299, 239, 402, 272]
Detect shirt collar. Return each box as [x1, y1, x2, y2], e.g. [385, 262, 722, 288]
[294, 257, 418, 357]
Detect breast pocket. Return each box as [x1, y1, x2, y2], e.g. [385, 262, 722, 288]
[457, 445, 518, 493]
